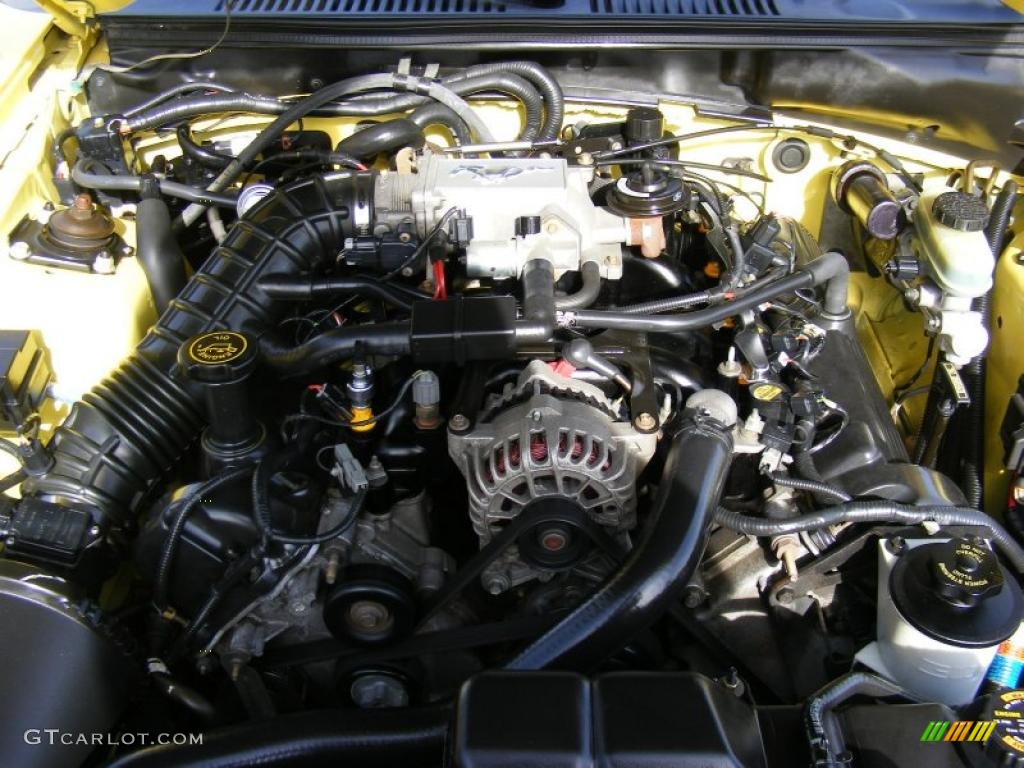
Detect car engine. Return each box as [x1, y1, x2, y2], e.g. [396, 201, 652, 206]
[1, 35, 1024, 768]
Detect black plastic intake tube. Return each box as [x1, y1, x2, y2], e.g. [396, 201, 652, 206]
[105, 706, 451, 768]
[257, 274, 429, 312]
[260, 323, 413, 378]
[506, 411, 734, 671]
[22, 172, 376, 525]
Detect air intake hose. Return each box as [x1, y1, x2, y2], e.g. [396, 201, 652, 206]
[23, 171, 376, 525]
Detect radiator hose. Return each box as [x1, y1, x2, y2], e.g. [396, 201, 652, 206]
[506, 406, 734, 670]
[23, 171, 378, 526]
[105, 706, 451, 768]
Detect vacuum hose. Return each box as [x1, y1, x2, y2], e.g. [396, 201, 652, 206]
[23, 172, 377, 526]
[506, 408, 734, 670]
[135, 176, 189, 316]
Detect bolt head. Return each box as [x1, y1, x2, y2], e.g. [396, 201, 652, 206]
[92, 251, 115, 274]
[683, 586, 705, 609]
[484, 575, 508, 596]
[449, 413, 470, 431]
[8, 241, 30, 260]
[634, 412, 657, 431]
[538, 528, 569, 552]
[776, 587, 795, 604]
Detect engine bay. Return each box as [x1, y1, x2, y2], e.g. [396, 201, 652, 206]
[1, 29, 1024, 767]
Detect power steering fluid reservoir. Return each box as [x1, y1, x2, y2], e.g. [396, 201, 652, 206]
[914, 187, 994, 299]
[857, 538, 1024, 705]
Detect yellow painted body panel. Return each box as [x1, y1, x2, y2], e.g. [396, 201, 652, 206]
[0, 5, 154, 485]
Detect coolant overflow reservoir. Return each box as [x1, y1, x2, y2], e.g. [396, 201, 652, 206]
[914, 187, 994, 299]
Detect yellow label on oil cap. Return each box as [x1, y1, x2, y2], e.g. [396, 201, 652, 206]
[751, 383, 784, 402]
[187, 331, 248, 365]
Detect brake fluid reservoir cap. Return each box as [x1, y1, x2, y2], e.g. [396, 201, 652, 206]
[932, 191, 990, 232]
[890, 538, 1023, 648]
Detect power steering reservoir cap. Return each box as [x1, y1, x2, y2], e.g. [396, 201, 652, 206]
[889, 538, 1023, 648]
[931, 538, 1003, 607]
[178, 330, 257, 384]
[931, 190, 990, 232]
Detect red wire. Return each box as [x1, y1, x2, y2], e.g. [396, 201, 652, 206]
[432, 260, 447, 301]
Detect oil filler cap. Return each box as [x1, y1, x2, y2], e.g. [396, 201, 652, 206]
[932, 191, 990, 232]
[178, 330, 257, 384]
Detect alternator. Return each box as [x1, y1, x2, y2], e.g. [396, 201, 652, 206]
[448, 361, 657, 592]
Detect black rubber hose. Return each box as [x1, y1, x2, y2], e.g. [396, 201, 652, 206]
[714, 501, 1024, 573]
[554, 261, 602, 310]
[136, 176, 189, 316]
[260, 322, 412, 377]
[248, 149, 366, 175]
[105, 706, 451, 768]
[618, 289, 716, 314]
[564, 252, 849, 333]
[448, 61, 564, 140]
[986, 181, 1019, 257]
[806, 672, 912, 768]
[71, 161, 238, 207]
[506, 411, 734, 670]
[441, 71, 544, 141]
[23, 172, 373, 525]
[257, 274, 428, 312]
[175, 124, 232, 169]
[408, 102, 472, 144]
[149, 672, 217, 723]
[337, 118, 425, 161]
[960, 180, 1019, 508]
[768, 471, 852, 504]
